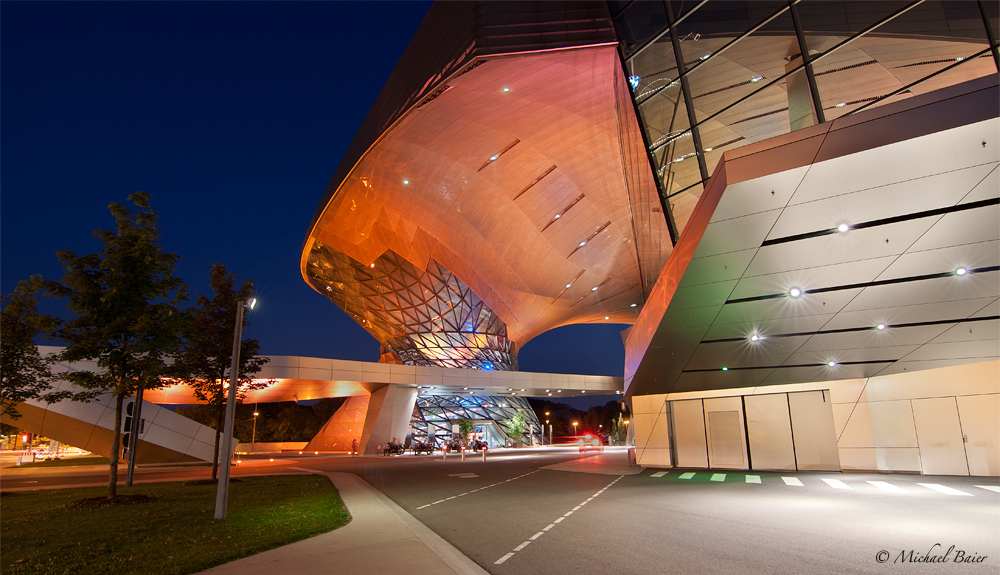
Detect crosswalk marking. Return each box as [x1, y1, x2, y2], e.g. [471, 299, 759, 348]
[868, 480, 907, 493]
[745, 475, 761, 484]
[711, 473, 726, 482]
[918, 483, 972, 496]
[781, 477, 803, 486]
[650, 471, 668, 478]
[821, 478, 852, 490]
[976, 485, 1000, 493]
[679, 472, 696, 479]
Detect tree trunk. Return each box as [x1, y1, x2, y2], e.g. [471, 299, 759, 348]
[108, 391, 125, 499]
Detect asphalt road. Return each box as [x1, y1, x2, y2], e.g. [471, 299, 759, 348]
[4, 450, 998, 574]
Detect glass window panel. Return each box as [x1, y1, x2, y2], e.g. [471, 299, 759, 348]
[615, 1, 670, 57]
[796, 1, 911, 36]
[681, 7, 796, 126]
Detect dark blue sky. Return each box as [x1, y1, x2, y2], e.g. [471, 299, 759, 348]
[1, 2, 628, 403]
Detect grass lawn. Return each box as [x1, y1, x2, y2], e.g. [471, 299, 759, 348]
[1, 475, 350, 575]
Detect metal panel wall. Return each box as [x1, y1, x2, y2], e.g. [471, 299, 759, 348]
[703, 396, 747, 469]
[671, 399, 708, 468]
[912, 397, 970, 476]
[744, 394, 797, 471]
[788, 390, 841, 471]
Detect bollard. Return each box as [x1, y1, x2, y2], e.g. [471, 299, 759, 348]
[461, 447, 466, 462]
[442, 449, 447, 461]
[482, 448, 487, 462]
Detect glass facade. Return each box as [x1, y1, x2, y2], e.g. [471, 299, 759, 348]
[613, 0, 999, 237]
[307, 243, 516, 370]
[410, 393, 541, 447]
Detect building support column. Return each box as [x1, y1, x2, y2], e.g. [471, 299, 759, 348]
[358, 384, 418, 455]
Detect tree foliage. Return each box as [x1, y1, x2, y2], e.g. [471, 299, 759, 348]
[47, 192, 187, 498]
[502, 409, 528, 442]
[173, 263, 269, 479]
[0, 278, 77, 419]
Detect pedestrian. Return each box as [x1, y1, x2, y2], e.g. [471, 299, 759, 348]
[352, 438, 359, 457]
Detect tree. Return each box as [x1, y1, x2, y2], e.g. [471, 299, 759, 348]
[1, 277, 82, 419]
[47, 192, 187, 499]
[502, 409, 528, 446]
[457, 417, 475, 440]
[174, 263, 269, 480]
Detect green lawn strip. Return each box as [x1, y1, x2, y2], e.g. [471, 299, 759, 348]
[1, 474, 351, 575]
[17, 456, 111, 468]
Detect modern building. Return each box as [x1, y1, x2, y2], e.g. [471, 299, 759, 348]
[9, 2, 997, 470]
[302, 0, 999, 473]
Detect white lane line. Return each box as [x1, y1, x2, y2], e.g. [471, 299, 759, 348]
[711, 473, 726, 482]
[976, 485, 1000, 493]
[782, 477, 804, 486]
[867, 480, 907, 493]
[415, 470, 539, 510]
[492, 474, 625, 566]
[822, 478, 852, 490]
[495, 553, 515, 565]
[745, 475, 761, 484]
[650, 471, 668, 478]
[918, 483, 973, 496]
[679, 472, 696, 479]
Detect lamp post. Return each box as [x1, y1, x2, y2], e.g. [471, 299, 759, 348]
[251, 410, 259, 451]
[572, 421, 578, 437]
[545, 412, 550, 445]
[214, 296, 255, 521]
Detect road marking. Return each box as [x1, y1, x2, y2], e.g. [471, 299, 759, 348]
[918, 483, 973, 496]
[822, 478, 852, 490]
[414, 470, 539, 510]
[711, 473, 726, 482]
[679, 472, 696, 479]
[650, 471, 668, 478]
[867, 480, 906, 493]
[492, 474, 624, 566]
[976, 485, 1000, 493]
[745, 475, 761, 484]
[781, 477, 803, 486]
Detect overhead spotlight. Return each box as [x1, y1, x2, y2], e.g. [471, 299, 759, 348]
[579, 241, 587, 247]
[789, 287, 803, 298]
[750, 76, 762, 83]
[827, 361, 838, 367]
[557, 390, 561, 393]
[489, 155, 499, 161]
[750, 334, 761, 342]
[402, 179, 410, 185]
[592, 286, 599, 291]
[507, 388, 512, 391]
[369, 263, 375, 268]
[605, 316, 610, 320]
[520, 389, 525, 391]
[837, 223, 850, 233]
[955, 268, 968, 276]
[554, 214, 561, 219]
[548, 393, 552, 396]
[877, 324, 886, 330]
[565, 283, 573, 289]
[704, 147, 714, 152]
[502, 86, 511, 92]
[546, 390, 550, 392]
[463, 387, 468, 390]
[722, 367, 729, 371]
[836, 102, 846, 108]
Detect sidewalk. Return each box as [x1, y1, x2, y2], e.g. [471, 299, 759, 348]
[197, 470, 490, 575]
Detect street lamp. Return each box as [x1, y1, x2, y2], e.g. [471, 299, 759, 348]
[572, 421, 578, 436]
[251, 409, 259, 449]
[215, 296, 255, 521]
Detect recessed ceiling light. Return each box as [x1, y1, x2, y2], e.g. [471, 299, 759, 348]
[369, 263, 375, 268]
[463, 387, 468, 390]
[402, 179, 409, 184]
[546, 390, 549, 392]
[554, 214, 561, 219]
[565, 283, 572, 289]
[750, 76, 763, 83]
[750, 334, 760, 341]
[605, 316, 610, 320]
[789, 287, 803, 297]
[836, 102, 846, 108]
[630, 303, 637, 307]
[489, 155, 498, 161]
[557, 390, 561, 392]
[507, 388, 512, 391]
[548, 393, 552, 396]
[956, 56, 965, 61]
[704, 147, 714, 152]
[722, 367, 728, 371]
[837, 223, 850, 233]
[579, 241, 587, 247]
[502, 86, 510, 92]
[877, 324, 886, 330]
[592, 286, 598, 291]
[520, 389, 525, 391]
[955, 267, 968, 275]
[828, 361, 837, 367]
